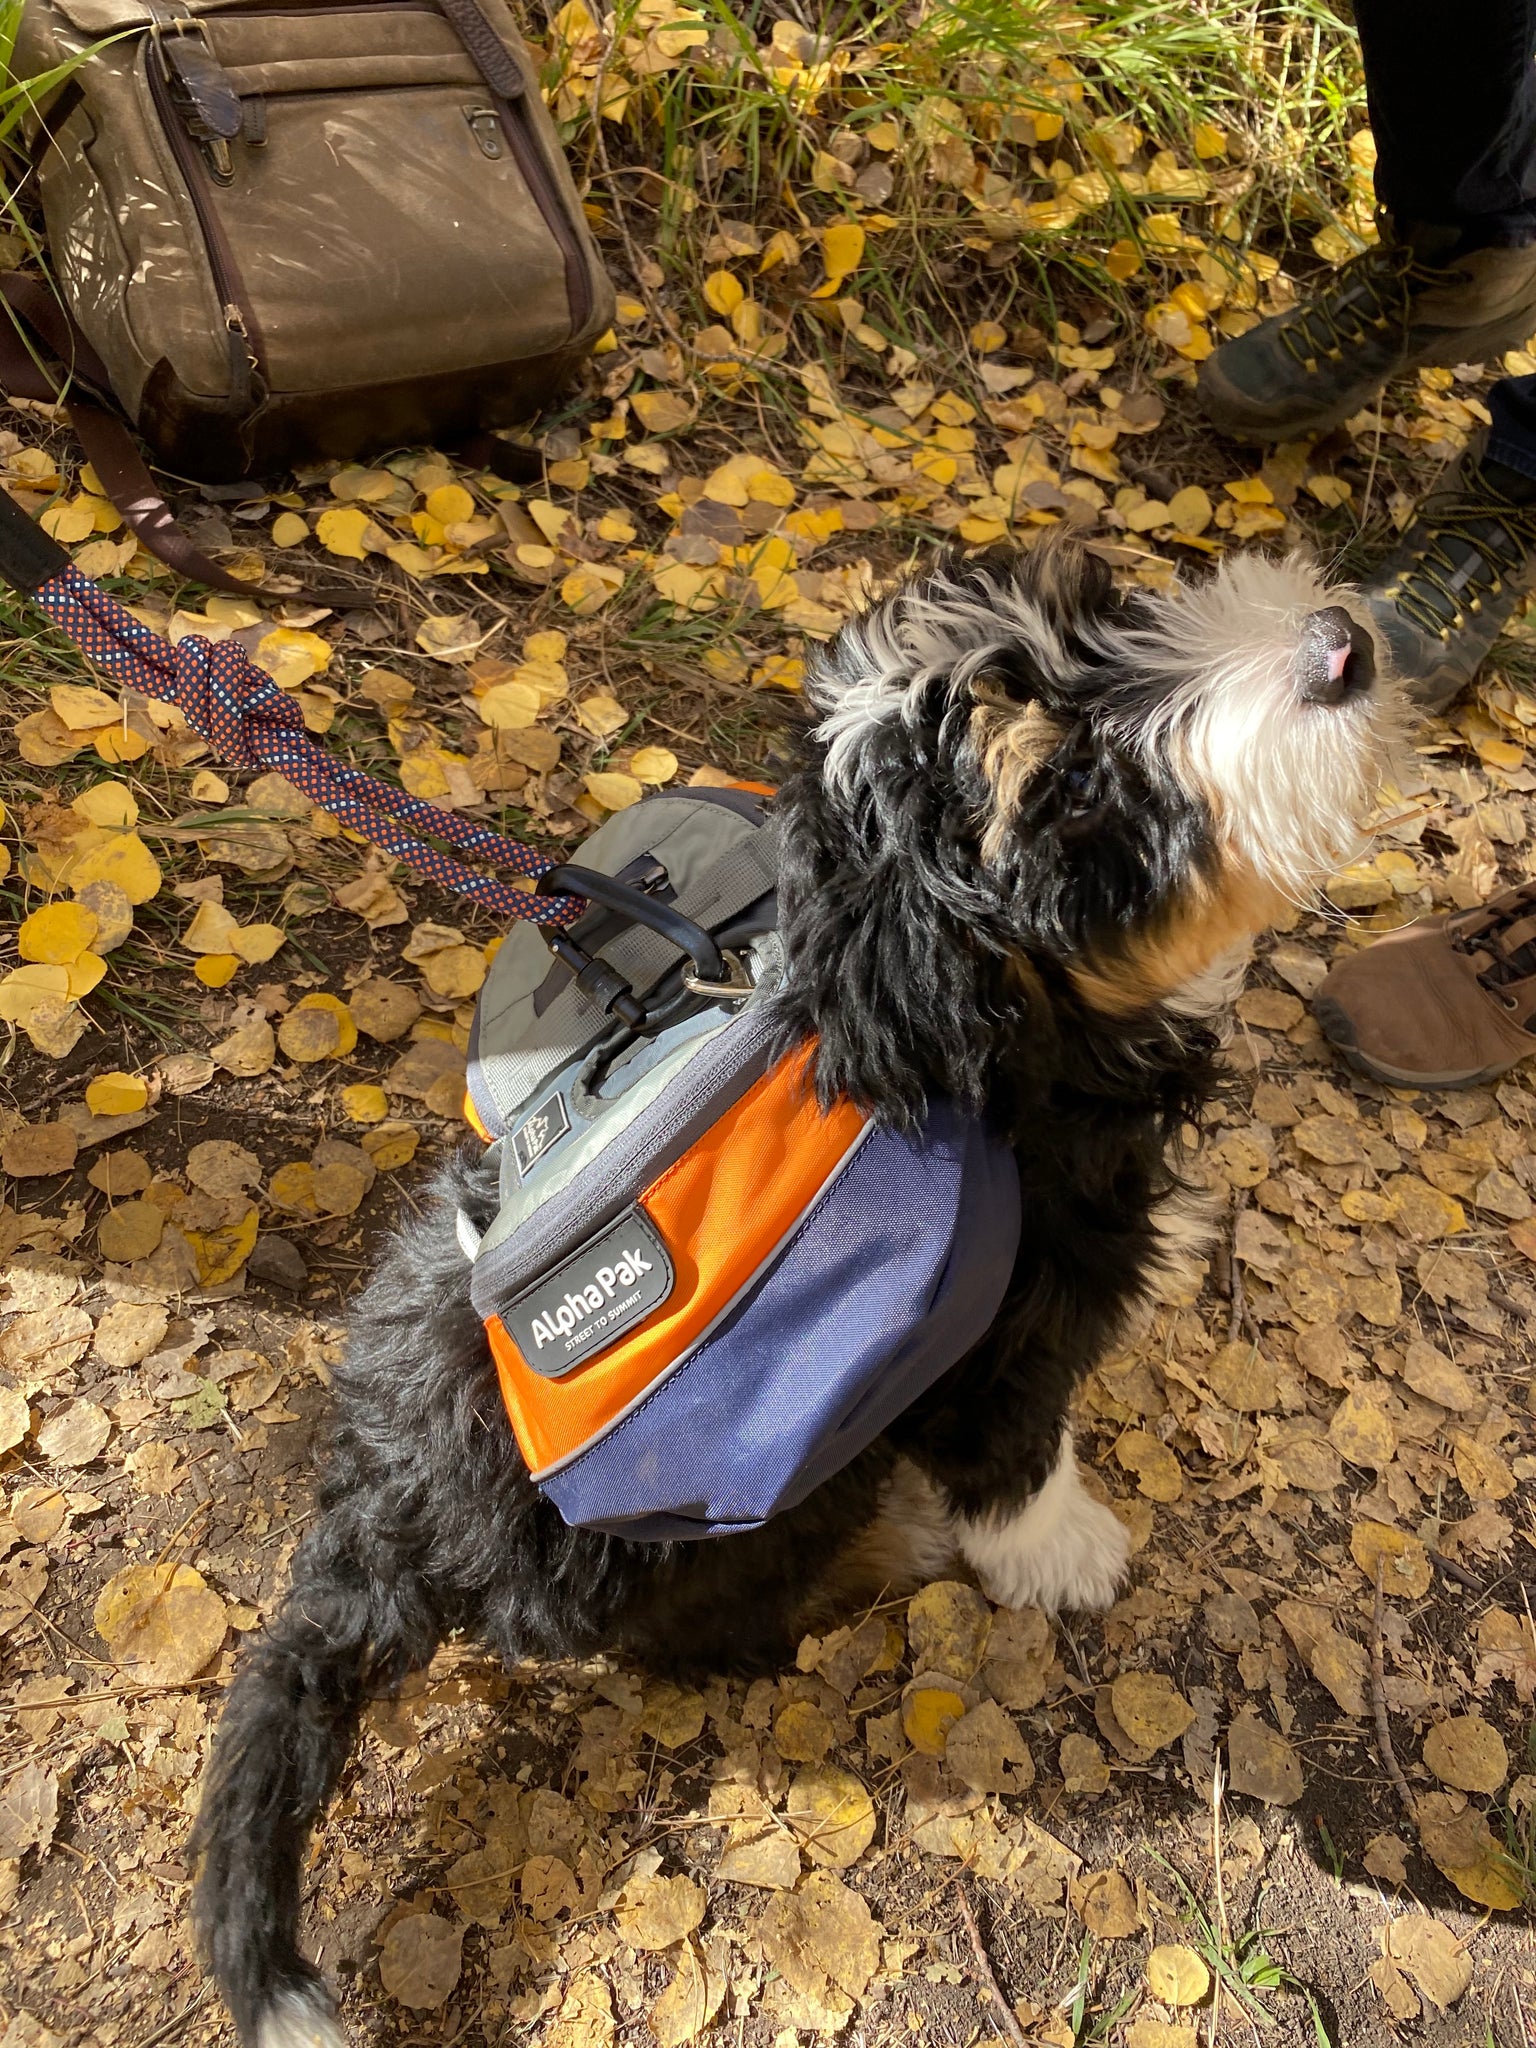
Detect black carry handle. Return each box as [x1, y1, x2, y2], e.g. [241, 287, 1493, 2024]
[539, 864, 728, 983]
[534, 864, 732, 1033]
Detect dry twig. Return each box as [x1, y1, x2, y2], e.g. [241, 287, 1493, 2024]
[1372, 1560, 1417, 1822]
[1227, 1189, 1255, 1346]
[955, 1879, 1032, 2048]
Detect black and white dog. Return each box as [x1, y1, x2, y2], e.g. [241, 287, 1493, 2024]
[192, 541, 1396, 2047]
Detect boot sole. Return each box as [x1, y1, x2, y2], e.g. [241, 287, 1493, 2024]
[1313, 993, 1512, 1090]
[1198, 302, 1536, 446]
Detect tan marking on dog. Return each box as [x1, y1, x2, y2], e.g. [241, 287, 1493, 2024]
[973, 696, 1062, 865]
[1069, 858, 1290, 1017]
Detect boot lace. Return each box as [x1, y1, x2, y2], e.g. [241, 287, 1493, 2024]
[1386, 462, 1536, 640]
[1449, 879, 1536, 1023]
[1277, 242, 1427, 370]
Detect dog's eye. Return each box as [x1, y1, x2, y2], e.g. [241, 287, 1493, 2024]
[1062, 765, 1095, 800]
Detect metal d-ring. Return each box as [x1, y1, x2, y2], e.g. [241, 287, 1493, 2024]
[681, 950, 755, 1002]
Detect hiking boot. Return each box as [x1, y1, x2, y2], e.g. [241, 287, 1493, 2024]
[1197, 230, 1536, 444]
[1313, 880, 1536, 1088]
[1359, 435, 1536, 714]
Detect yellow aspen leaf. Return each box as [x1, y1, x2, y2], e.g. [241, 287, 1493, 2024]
[1351, 1521, 1432, 1599]
[703, 269, 745, 315]
[1192, 121, 1228, 158]
[315, 505, 373, 559]
[1146, 1945, 1210, 2008]
[425, 483, 475, 525]
[185, 1203, 259, 1286]
[278, 993, 358, 1063]
[364, 1123, 420, 1171]
[18, 902, 99, 965]
[1110, 1673, 1194, 1753]
[969, 319, 1007, 352]
[342, 1083, 391, 1124]
[820, 221, 865, 290]
[585, 771, 643, 813]
[901, 1680, 966, 1756]
[478, 680, 541, 729]
[233, 923, 285, 964]
[268, 1162, 319, 1214]
[1103, 238, 1142, 280]
[66, 952, 106, 1000]
[40, 498, 98, 544]
[560, 561, 624, 614]
[271, 511, 309, 547]
[1422, 1715, 1508, 1795]
[753, 654, 803, 692]
[0, 963, 71, 1022]
[524, 629, 567, 662]
[194, 954, 242, 988]
[630, 389, 695, 435]
[785, 1764, 877, 1869]
[183, 900, 241, 955]
[85, 1071, 147, 1117]
[576, 692, 628, 738]
[91, 722, 150, 765]
[50, 683, 122, 731]
[72, 782, 138, 829]
[1167, 484, 1214, 536]
[747, 533, 797, 605]
[418, 944, 486, 999]
[256, 627, 333, 687]
[94, 1562, 227, 1685]
[759, 227, 801, 272]
[1115, 1427, 1183, 1501]
[630, 746, 679, 784]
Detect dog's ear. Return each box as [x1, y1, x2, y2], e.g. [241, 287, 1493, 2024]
[959, 536, 1121, 670]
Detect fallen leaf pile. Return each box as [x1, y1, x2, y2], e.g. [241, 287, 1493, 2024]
[3, 3, 1536, 2042]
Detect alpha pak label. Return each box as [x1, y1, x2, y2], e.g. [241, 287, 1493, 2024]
[506, 1208, 674, 1376]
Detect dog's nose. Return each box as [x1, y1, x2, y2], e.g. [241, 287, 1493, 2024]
[1297, 605, 1376, 705]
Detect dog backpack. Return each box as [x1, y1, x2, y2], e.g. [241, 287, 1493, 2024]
[461, 787, 1023, 1541]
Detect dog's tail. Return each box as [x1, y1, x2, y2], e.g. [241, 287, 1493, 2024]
[191, 1516, 438, 2047]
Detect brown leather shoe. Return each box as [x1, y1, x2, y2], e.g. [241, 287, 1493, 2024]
[1313, 881, 1536, 1088]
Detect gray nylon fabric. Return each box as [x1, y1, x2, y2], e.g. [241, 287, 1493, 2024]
[465, 791, 784, 1315]
[471, 800, 777, 1136]
[471, 986, 780, 1306]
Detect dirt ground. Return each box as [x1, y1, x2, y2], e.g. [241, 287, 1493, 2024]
[4, 567, 1536, 2048]
[4, 14, 1536, 2045]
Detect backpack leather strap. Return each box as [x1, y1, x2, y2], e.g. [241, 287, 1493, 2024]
[0, 275, 368, 604]
[437, 0, 526, 97]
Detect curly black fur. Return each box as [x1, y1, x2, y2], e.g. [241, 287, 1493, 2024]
[192, 540, 1324, 2046]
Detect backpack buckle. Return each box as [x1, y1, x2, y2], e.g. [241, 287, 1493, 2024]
[150, 15, 242, 181]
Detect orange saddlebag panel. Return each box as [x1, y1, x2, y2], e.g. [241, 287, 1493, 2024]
[486, 1044, 865, 1476]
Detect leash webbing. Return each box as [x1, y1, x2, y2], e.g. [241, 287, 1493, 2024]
[29, 564, 584, 927]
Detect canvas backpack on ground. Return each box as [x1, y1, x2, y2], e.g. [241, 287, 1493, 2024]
[4, 0, 613, 583]
[460, 787, 1023, 1541]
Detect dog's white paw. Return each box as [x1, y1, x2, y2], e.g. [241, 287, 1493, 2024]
[956, 1437, 1129, 1614]
[257, 1984, 347, 2048]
